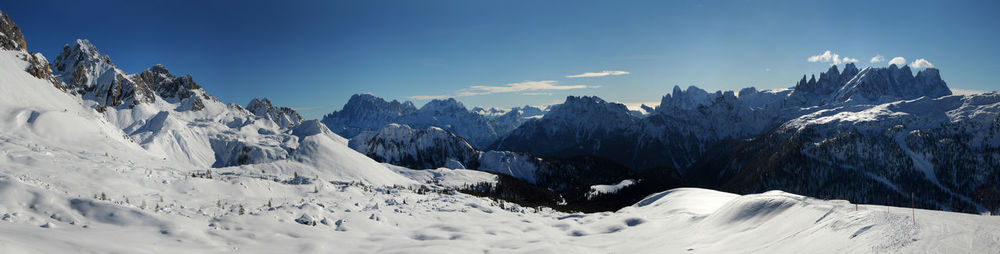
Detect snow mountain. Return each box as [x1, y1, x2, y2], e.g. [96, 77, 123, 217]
[1, 10, 1000, 253]
[322, 94, 546, 148]
[493, 63, 999, 213]
[246, 97, 303, 128]
[349, 123, 643, 188]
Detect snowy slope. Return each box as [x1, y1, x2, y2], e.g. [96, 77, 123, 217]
[1, 10, 999, 253]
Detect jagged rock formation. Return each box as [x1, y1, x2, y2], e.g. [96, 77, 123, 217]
[1, 11, 61, 89]
[349, 123, 643, 189]
[322, 94, 546, 148]
[50, 40, 212, 110]
[0, 11, 26, 52]
[491, 63, 998, 213]
[246, 98, 303, 128]
[0, 12, 306, 169]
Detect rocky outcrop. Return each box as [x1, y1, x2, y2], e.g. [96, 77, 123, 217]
[834, 64, 951, 103]
[0, 11, 26, 52]
[1, 11, 62, 89]
[322, 94, 540, 148]
[246, 98, 303, 128]
[50, 39, 211, 110]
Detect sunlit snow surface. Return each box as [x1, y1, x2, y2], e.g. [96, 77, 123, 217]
[1, 50, 999, 253]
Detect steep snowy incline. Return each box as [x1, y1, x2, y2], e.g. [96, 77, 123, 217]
[0, 50, 147, 157]
[38, 38, 314, 169]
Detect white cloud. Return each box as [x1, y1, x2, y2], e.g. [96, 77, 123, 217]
[807, 50, 856, 65]
[413, 80, 593, 99]
[910, 58, 935, 68]
[410, 95, 449, 100]
[888, 56, 907, 66]
[566, 70, 630, 78]
[951, 89, 985, 95]
[870, 54, 885, 63]
[457, 80, 589, 96]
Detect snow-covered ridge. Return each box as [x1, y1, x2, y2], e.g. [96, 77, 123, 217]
[495, 62, 1000, 213]
[349, 123, 641, 189]
[322, 93, 546, 148]
[586, 179, 636, 199]
[0, 14, 312, 169]
[246, 97, 303, 128]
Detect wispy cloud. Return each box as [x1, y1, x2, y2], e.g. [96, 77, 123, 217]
[910, 58, 934, 68]
[870, 54, 885, 63]
[410, 80, 593, 100]
[808, 50, 856, 65]
[410, 94, 449, 100]
[951, 89, 986, 95]
[566, 70, 630, 78]
[888, 57, 907, 66]
[457, 80, 589, 96]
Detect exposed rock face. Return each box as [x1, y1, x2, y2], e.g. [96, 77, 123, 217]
[322, 94, 541, 148]
[322, 94, 418, 138]
[1, 11, 62, 89]
[52, 39, 145, 108]
[349, 123, 641, 191]
[0, 11, 27, 52]
[50, 40, 211, 110]
[133, 64, 209, 110]
[246, 97, 303, 128]
[23, 53, 62, 89]
[834, 65, 950, 103]
[349, 123, 479, 170]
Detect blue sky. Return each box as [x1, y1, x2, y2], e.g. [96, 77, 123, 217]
[3, 0, 998, 118]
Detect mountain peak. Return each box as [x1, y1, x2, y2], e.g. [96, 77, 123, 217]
[826, 64, 840, 76]
[421, 98, 466, 113]
[834, 65, 950, 103]
[0, 11, 27, 51]
[844, 63, 858, 73]
[341, 94, 418, 114]
[246, 97, 302, 128]
[247, 97, 274, 113]
[52, 39, 114, 75]
[658, 85, 712, 111]
[147, 64, 170, 75]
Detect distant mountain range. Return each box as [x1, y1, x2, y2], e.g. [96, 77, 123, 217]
[321, 94, 546, 148]
[330, 63, 1000, 213]
[2, 6, 997, 214]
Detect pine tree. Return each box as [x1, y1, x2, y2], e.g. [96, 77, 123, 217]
[238, 204, 245, 215]
[100, 192, 107, 201]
